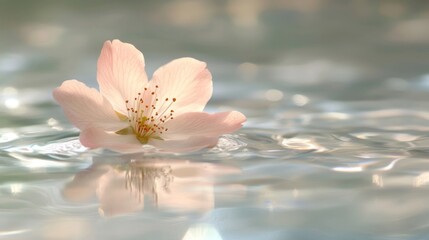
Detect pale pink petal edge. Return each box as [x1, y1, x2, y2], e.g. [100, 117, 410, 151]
[79, 127, 143, 153]
[148, 136, 220, 153]
[163, 111, 246, 139]
[150, 57, 213, 114]
[53, 80, 127, 131]
[97, 39, 148, 114]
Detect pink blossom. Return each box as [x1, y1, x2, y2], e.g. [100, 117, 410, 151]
[53, 39, 246, 152]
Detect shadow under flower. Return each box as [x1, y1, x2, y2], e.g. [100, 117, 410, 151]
[62, 157, 241, 217]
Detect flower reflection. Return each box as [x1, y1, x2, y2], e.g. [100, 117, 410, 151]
[63, 157, 240, 217]
[124, 162, 174, 203]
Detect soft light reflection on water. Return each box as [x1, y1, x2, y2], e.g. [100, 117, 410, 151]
[2, 1, 429, 239]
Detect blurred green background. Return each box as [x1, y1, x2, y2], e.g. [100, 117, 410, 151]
[1, 0, 429, 87]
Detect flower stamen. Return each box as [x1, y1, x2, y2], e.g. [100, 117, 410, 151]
[122, 86, 177, 143]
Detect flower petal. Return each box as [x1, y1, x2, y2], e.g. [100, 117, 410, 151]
[162, 111, 246, 139]
[150, 57, 212, 114]
[79, 127, 147, 153]
[97, 39, 148, 114]
[148, 136, 219, 153]
[53, 80, 127, 131]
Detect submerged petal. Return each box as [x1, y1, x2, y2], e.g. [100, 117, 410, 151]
[97, 39, 148, 114]
[53, 80, 127, 131]
[148, 136, 219, 153]
[150, 57, 212, 115]
[79, 127, 145, 153]
[162, 111, 246, 139]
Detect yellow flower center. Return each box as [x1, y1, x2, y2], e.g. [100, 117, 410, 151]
[116, 85, 177, 144]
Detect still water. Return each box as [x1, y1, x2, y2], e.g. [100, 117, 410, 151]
[2, 1, 429, 239]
